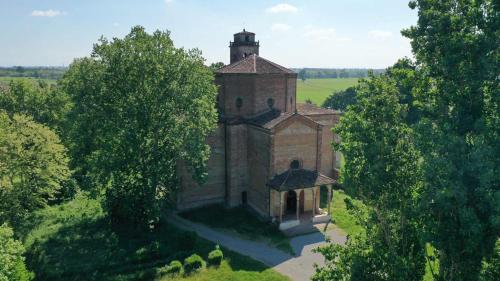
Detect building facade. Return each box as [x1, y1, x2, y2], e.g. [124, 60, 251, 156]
[177, 30, 341, 229]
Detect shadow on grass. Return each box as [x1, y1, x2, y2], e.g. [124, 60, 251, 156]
[179, 204, 294, 255]
[19, 195, 287, 281]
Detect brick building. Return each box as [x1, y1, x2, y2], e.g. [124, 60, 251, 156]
[177, 30, 342, 230]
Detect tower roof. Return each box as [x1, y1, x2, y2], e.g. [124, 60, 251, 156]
[235, 29, 255, 35]
[216, 54, 295, 74]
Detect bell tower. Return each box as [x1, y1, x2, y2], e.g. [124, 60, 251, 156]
[229, 29, 260, 64]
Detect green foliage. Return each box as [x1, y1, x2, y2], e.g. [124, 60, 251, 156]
[402, 1, 499, 279]
[183, 254, 204, 274]
[18, 194, 289, 281]
[298, 69, 307, 82]
[0, 112, 71, 226]
[208, 62, 225, 72]
[62, 26, 218, 227]
[480, 240, 500, 281]
[207, 245, 224, 266]
[322, 86, 357, 111]
[0, 79, 72, 132]
[163, 260, 182, 275]
[327, 190, 366, 237]
[315, 72, 426, 281]
[0, 224, 33, 281]
[0, 66, 66, 80]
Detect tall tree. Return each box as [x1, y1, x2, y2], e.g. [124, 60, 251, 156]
[62, 26, 218, 227]
[298, 69, 307, 82]
[0, 112, 71, 226]
[402, 1, 499, 279]
[322, 86, 357, 111]
[313, 74, 426, 281]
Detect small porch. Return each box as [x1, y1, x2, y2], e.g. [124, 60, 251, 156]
[267, 169, 336, 232]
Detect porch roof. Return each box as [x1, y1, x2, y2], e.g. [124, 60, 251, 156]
[267, 169, 335, 191]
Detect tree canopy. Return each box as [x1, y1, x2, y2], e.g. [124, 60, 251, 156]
[0, 112, 70, 226]
[314, 71, 426, 281]
[62, 26, 218, 226]
[403, 0, 499, 279]
[315, 0, 499, 280]
[0, 224, 33, 281]
[0, 80, 71, 133]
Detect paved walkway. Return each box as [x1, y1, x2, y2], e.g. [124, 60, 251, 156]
[168, 215, 346, 281]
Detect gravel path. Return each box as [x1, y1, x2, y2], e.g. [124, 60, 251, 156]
[168, 215, 346, 281]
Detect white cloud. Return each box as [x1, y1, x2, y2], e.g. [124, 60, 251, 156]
[113, 22, 120, 27]
[369, 30, 393, 39]
[31, 9, 65, 17]
[266, 3, 298, 14]
[303, 26, 350, 42]
[271, 23, 291, 32]
[164, 0, 174, 6]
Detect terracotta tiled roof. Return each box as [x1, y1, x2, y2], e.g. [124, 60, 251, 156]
[245, 109, 293, 129]
[297, 103, 340, 115]
[216, 54, 295, 74]
[267, 169, 336, 191]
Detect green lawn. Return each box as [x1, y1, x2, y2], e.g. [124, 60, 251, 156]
[319, 188, 365, 237]
[179, 204, 294, 255]
[296, 78, 359, 105]
[18, 194, 290, 281]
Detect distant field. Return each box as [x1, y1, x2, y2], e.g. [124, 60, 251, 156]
[0, 76, 57, 86]
[296, 78, 359, 106]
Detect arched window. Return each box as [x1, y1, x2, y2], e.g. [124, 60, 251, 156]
[267, 98, 275, 109]
[236, 97, 243, 110]
[290, 159, 301, 170]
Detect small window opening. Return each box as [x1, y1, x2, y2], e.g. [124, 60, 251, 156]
[267, 98, 275, 109]
[245, 35, 250, 42]
[290, 159, 301, 170]
[241, 191, 247, 205]
[236, 97, 243, 110]
[290, 97, 293, 105]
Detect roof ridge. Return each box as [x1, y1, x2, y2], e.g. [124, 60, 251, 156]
[255, 56, 294, 73]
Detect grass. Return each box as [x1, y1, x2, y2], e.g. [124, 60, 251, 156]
[296, 78, 359, 105]
[319, 187, 365, 237]
[17, 193, 290, 281]
[179, 204, 294, 255]
[159, 258, 287, 281]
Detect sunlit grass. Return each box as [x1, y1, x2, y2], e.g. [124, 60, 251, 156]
[296, 78, 359, 105]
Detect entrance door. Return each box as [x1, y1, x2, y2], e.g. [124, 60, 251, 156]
[286, 190, 297, 214]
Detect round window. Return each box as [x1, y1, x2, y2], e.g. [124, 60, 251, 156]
[236, 97, 243, 109]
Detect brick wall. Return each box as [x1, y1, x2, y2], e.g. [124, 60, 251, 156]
[247, 125, 271, 216]
[226, 124, 248, 207]
[177, 124, 226, 210]
[273, 118, 319, 174]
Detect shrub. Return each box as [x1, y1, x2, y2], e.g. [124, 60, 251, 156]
[207, 245, 224, 266]
[183, 254, 204, 274]
[167, 260, 182, 274]
[177, 231, 198, 251]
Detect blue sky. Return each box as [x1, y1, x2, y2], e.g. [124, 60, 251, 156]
[0, 0, 418, 68]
